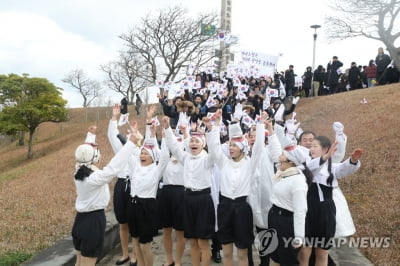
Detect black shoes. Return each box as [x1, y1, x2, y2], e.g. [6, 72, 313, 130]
[116, 257, 129, 265]
[211, 250, 222, 263]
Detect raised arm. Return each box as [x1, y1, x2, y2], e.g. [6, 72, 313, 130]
[203, 110, 225, 166]
[333, 149, 362, 179]
[332, 122, 347, 163]
[108, 104, 123, 154]
[251, 112, 269, 169]
[88, 129, 142, 186]
[266, 120, 282, 162]
[163, 116, 186, 163]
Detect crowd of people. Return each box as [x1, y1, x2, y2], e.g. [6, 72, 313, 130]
[70, 47, 370, 266]
[296, 47, 397, 97]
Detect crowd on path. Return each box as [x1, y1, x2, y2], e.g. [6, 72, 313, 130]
[69, 47, 374, 266]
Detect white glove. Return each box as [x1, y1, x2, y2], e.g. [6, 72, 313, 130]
[233, 103, 243, 121]
[292, 96, 300, 105]
[296, 127, 303, 140]
[333, 122, 344, 135]
[286, 119, 301, 135]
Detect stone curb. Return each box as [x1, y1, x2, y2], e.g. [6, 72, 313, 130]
[22, 211, 120, 266]
[330, 243, 374, 266]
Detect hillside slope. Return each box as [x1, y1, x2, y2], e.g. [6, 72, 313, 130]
[0, 85, 399, 265]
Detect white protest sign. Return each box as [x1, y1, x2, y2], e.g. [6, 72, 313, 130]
[237, 51, 279, 77]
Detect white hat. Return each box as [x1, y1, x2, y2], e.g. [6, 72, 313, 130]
[229, 123, 248, 153]
[228, 123, 243, 139]
[283, 145, 309, 166]
[141, 139, 160, 163]
[190, 131, 206, 147]
[75, 143, 101, 165]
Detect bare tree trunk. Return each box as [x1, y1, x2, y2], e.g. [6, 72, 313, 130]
[18, 131, 25, 146]
[27, 131, 34, 159]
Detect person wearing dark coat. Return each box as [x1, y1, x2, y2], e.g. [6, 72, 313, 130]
[284, 65, 295, 97]
[348, 62, 361, 90]
[302, 66, 313, 97]
[326, 56, 343, 94]
[158, 93, 183, 129]
[313, 65, 325, 96]
[375, 47, 392, 85]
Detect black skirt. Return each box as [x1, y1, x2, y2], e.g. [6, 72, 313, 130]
[183, 188, 215, 239]
[217, 194, 254, 249]
[305, 183, 336, 250]
[158, 185, 185, 230]
[113, 178, 130, 224]
[268, 205, 299, 265]
[72, 209, 106, 258]
[127, 196, 158, 244]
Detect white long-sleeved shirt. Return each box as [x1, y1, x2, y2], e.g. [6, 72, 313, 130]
[75, 140, 137, 212]
[107, 120, 137, 179]
[127, 137, 170, 198]
[165, 127, 213, 190]
[248, 133, 282, 228]
[270, 170, 308, 240]
[161, 138, 185, 186]
[307, 157, 361, 187]
[206, 123, 265, 199]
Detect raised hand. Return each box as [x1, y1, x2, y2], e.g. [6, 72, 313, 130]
[214, 109, 223, 125]
[350, 149, 363, 163]
[146, 104, 158, 120]
[323, 141, 338, 161]
[202, 117, 212, 131]
[286, 119, 301, 135]
[333, 122, 344, 135]
[112, 104, 121, 120]
[162, 116, 170, 129]
[88, 125, 97, 135]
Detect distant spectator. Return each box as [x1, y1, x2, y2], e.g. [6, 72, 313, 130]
[302, 66, 313, 97]
[375, 47, 391, 85]
[360, 66, 368, 88]
[348, 62, 361, 90]
[285, 65, 295, 96]
[327, 56, 344, 94]
[365, 60, 377, 88]
[135, 94, 143, 115]
[313, 65, 325, 96]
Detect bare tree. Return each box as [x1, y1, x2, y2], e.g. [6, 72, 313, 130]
[62, 69, 102, 107]
[326, 0, 400, 68]
[101, 51, 150, 104]
[119, 6, 218, 83]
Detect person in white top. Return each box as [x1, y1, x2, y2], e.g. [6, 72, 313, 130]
[268, 140, 311, 265]
[72, 125, 142, 266]
[299, 136, 362, 266]
[158, 124, 187, 266]
[125, 120, 170, 266]
[203, 109, 267, 266]
[246, 121, 282, 266]
[163, 116, 215, 266]
[107, 104, 138, 266]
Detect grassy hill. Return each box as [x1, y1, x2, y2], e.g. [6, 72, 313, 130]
[0, 85, 399, 265]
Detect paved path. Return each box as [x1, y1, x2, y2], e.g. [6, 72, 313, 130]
[97, 233, 374, 266]
[98, 232, 261, 266]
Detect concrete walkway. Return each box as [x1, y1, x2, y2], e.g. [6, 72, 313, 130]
[23, 210, 374, 266]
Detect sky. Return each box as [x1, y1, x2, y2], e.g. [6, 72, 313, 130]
[0, 0, 383, 108]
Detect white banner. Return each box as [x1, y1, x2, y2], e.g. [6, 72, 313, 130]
[236, 50, 279, 77]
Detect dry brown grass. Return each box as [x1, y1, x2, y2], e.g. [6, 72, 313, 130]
[0, 87, 399, 265]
